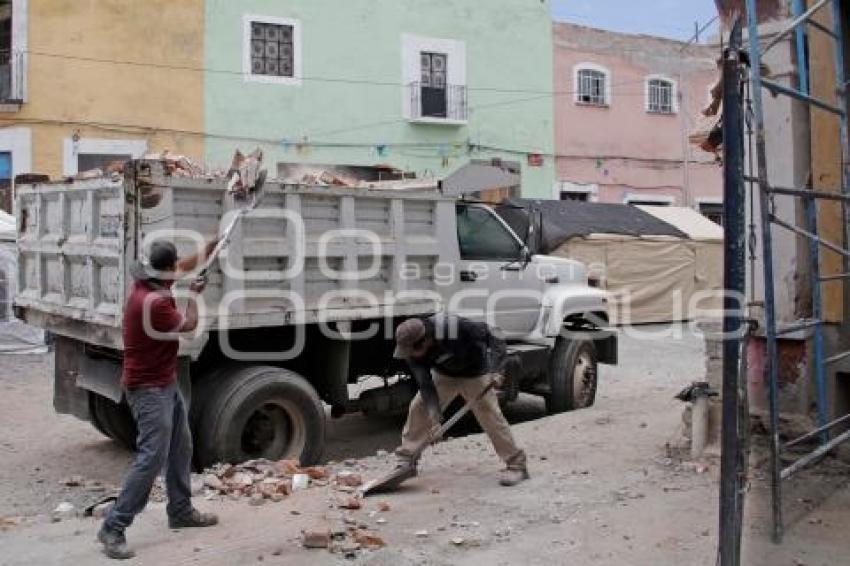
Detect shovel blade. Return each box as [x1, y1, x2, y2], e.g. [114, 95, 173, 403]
[361, 464, 417, 497]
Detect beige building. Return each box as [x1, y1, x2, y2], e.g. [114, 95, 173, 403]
[0, 0, 205, 212]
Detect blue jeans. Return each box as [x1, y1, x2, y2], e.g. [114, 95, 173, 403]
[104, 383, 193, 532]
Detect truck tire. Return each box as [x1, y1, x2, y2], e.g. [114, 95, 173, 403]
[195, 366, 325, 469]
[91, 394, 138, 451]
[546, 338, 598, 414]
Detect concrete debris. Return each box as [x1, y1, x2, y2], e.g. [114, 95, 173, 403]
[415, 530, 429, 538]
[451, 537, 465, 546]
[198, 458, 330, 503]
[52, 502, 75, 520]
[292, 474, 310, 491]
[335, 472, 363, 488]
[302, 528, 332, 549]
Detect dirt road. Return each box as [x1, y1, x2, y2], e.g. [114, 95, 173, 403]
[0, 324, 847, 565]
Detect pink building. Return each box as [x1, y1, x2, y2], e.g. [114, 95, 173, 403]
[553, 23, 723, 222]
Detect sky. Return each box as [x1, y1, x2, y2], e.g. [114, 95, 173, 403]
[551, 0, 720, 42]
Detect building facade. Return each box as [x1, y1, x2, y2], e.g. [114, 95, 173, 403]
[552, 23, 722, 220]
[203, 0, 555, 198]
[0, 0, 206, 211]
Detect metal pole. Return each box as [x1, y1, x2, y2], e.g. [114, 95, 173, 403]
[745, 0, 784, 543]
[719, 19, 746, 566]
[790, 1, 828, 438]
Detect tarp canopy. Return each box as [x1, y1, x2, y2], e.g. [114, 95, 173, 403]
[637, 205, 724, 242]
[495, 200, 724, 324]
[495, 198, 687, 255]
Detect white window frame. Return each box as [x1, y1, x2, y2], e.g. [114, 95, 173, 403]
[0, 0, 28, 108]
[62, 138, 147, 177]
[623, 192, 675, 206]
[553, 180, 598, 202]
[0, 126, 31, 214]
[242, 14, 302, 86]
[573, 63, 611, 107]
[401, 33, 467, 124]
[645, 74, 678, 114]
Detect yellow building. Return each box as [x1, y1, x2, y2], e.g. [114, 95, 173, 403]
[0, 0, 205, 210]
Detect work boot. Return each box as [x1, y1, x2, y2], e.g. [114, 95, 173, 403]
[97, 526, 135, 560]
[498, 466, 530, 487]
[168, 508, 219, 529]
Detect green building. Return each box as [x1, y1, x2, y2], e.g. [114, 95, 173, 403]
[204, 0, 555, 197]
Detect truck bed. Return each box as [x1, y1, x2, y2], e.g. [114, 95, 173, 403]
[15, 160, 454, 352]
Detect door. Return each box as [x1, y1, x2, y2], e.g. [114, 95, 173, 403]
[453, 204, 543, 337]
[0, 151, 10, 213]
[420, 52, 447, 118]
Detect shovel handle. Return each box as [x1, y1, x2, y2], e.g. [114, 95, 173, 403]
[410, 380, 497, 460]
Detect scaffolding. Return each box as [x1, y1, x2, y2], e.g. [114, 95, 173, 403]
[744, 0, 850, 544]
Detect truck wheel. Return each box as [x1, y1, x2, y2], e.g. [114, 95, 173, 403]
[91, 394, 138, 451]
[546, 338, 598, 414]
[196, 366, 325, 469]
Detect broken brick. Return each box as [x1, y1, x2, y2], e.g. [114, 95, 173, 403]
[302, 528, 331, 549]
[304, 466, 329, 481]
[354, 530, 386, 550]
[276, 459, 301, 475]
[339, 497, 362, 510]
[377, 502, 391, 512]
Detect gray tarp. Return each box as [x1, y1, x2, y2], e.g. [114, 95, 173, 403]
[495, 198, 687, 255]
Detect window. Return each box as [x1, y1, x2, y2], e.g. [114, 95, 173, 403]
[456, 205, 522, 261]
[0, 0, 26, 104]
[402, 34, 467, 123]
[646, 77, 676, 114]
[560, 191, 588, 202]
[243, 15, 301, 85]
[624, 193, 674, 207]
[77, 153, 131, 173]
[575, 65, 610, 106]
[63, 138, 146, 177]
[699, 202, 724, 226]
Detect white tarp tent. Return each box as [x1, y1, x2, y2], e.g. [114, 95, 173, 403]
[541, 205, 724, 325]
[0, 210, 45, 354]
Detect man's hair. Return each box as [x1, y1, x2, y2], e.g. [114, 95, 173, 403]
[148, 241, 178, 271]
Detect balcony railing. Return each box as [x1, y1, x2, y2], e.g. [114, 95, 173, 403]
[408, 82, 467, 122]
[0, 49, 24, 104]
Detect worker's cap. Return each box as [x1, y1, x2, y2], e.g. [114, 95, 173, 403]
[130, 240, 179, 281]
[393, 318, 429, 359]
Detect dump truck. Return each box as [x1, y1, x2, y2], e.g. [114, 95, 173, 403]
[14, 159, 616, 467]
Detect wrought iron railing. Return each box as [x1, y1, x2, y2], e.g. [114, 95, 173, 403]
[0, 49, 24, 103]
[408, 82, 468, 121]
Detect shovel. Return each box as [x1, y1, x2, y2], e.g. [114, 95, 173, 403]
[196, 168, 268, 279]
[360, 380, 496, 496]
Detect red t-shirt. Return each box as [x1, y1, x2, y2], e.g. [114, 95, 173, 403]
[122, 280, 185, 389]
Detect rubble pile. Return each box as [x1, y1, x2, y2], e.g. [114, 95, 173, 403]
[199, 459, 331, 503]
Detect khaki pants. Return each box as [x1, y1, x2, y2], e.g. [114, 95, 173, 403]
[396, 372, 527, 469]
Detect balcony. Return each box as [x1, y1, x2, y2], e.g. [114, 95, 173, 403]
[0, 48, 23, 105]
[408, 82, 467, 125]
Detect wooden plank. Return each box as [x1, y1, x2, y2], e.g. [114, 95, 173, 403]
[808, 0, 844, 322]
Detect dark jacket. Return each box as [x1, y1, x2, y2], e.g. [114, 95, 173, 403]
[405, 314, 505, 419]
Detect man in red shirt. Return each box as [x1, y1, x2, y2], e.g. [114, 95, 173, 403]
[99, 239, 218, 560]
